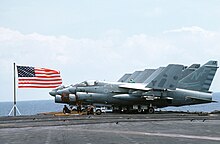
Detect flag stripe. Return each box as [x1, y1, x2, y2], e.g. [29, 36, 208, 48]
[18, 78, 62, 81]
[18, 81, 62, 85]
[18, 83, 61, 86]
[35, 68, 60, 71]
[34, 75, 61, 78]
[18, 85, 60, 88]
[35, 72, 60, 75]
[17, 65, 62, 88]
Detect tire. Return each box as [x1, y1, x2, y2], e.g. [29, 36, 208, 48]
[137, 109, 142, 113]
[148, 107, 155, 114]
[96, 109, 102, 115]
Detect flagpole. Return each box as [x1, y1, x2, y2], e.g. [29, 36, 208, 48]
[13, 62, 16, 116]
[8, 63, 21, 116]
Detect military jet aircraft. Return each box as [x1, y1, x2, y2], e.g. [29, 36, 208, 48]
[49, 61, 218, 113]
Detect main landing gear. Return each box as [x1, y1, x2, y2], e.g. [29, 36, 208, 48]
[148, 107, 155, 114]
[147, 104, 155, 114]
[137, 105, 155, 114]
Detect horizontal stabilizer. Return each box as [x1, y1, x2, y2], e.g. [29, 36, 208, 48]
[186, 96, 217, 103]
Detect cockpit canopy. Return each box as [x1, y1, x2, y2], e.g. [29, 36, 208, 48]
[54, 85, 66, 91]
[77, 80, 99, 87]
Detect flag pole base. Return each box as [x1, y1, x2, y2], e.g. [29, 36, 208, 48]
[8, 105, 21, 116]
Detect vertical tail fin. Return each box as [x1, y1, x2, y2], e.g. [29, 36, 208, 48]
[118, 74, 132, 82]
[178, 61, 218, 92]
[180, 64, 200, 79]
[146, 64, 184, 90]
[126, 71, 143, 83]
[134, 69, 156, 83]
[144, 67, 165, 84]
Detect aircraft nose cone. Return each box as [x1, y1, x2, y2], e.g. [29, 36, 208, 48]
[49, 91, 56, 97]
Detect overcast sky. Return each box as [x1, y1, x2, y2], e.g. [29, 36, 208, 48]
[0, 0, 220, 102]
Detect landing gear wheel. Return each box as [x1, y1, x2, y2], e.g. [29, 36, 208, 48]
[138, 109, 142, 113]
[148, 107, 155, 114]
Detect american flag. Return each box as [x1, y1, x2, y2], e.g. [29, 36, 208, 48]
[17, 66, 62, 88]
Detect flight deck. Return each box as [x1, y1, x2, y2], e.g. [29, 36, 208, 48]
[0, 112, 220, 144]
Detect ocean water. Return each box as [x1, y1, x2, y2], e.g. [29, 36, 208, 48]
[0, 100, 64, 116]
[0, 93, 220, 116]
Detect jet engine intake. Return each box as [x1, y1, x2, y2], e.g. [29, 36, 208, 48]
[55, 94, 77, 104]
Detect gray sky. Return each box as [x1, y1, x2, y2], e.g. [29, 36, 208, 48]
[0, 0, 220, 101]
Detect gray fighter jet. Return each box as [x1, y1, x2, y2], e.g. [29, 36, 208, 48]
[49, 61, 218, 113]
